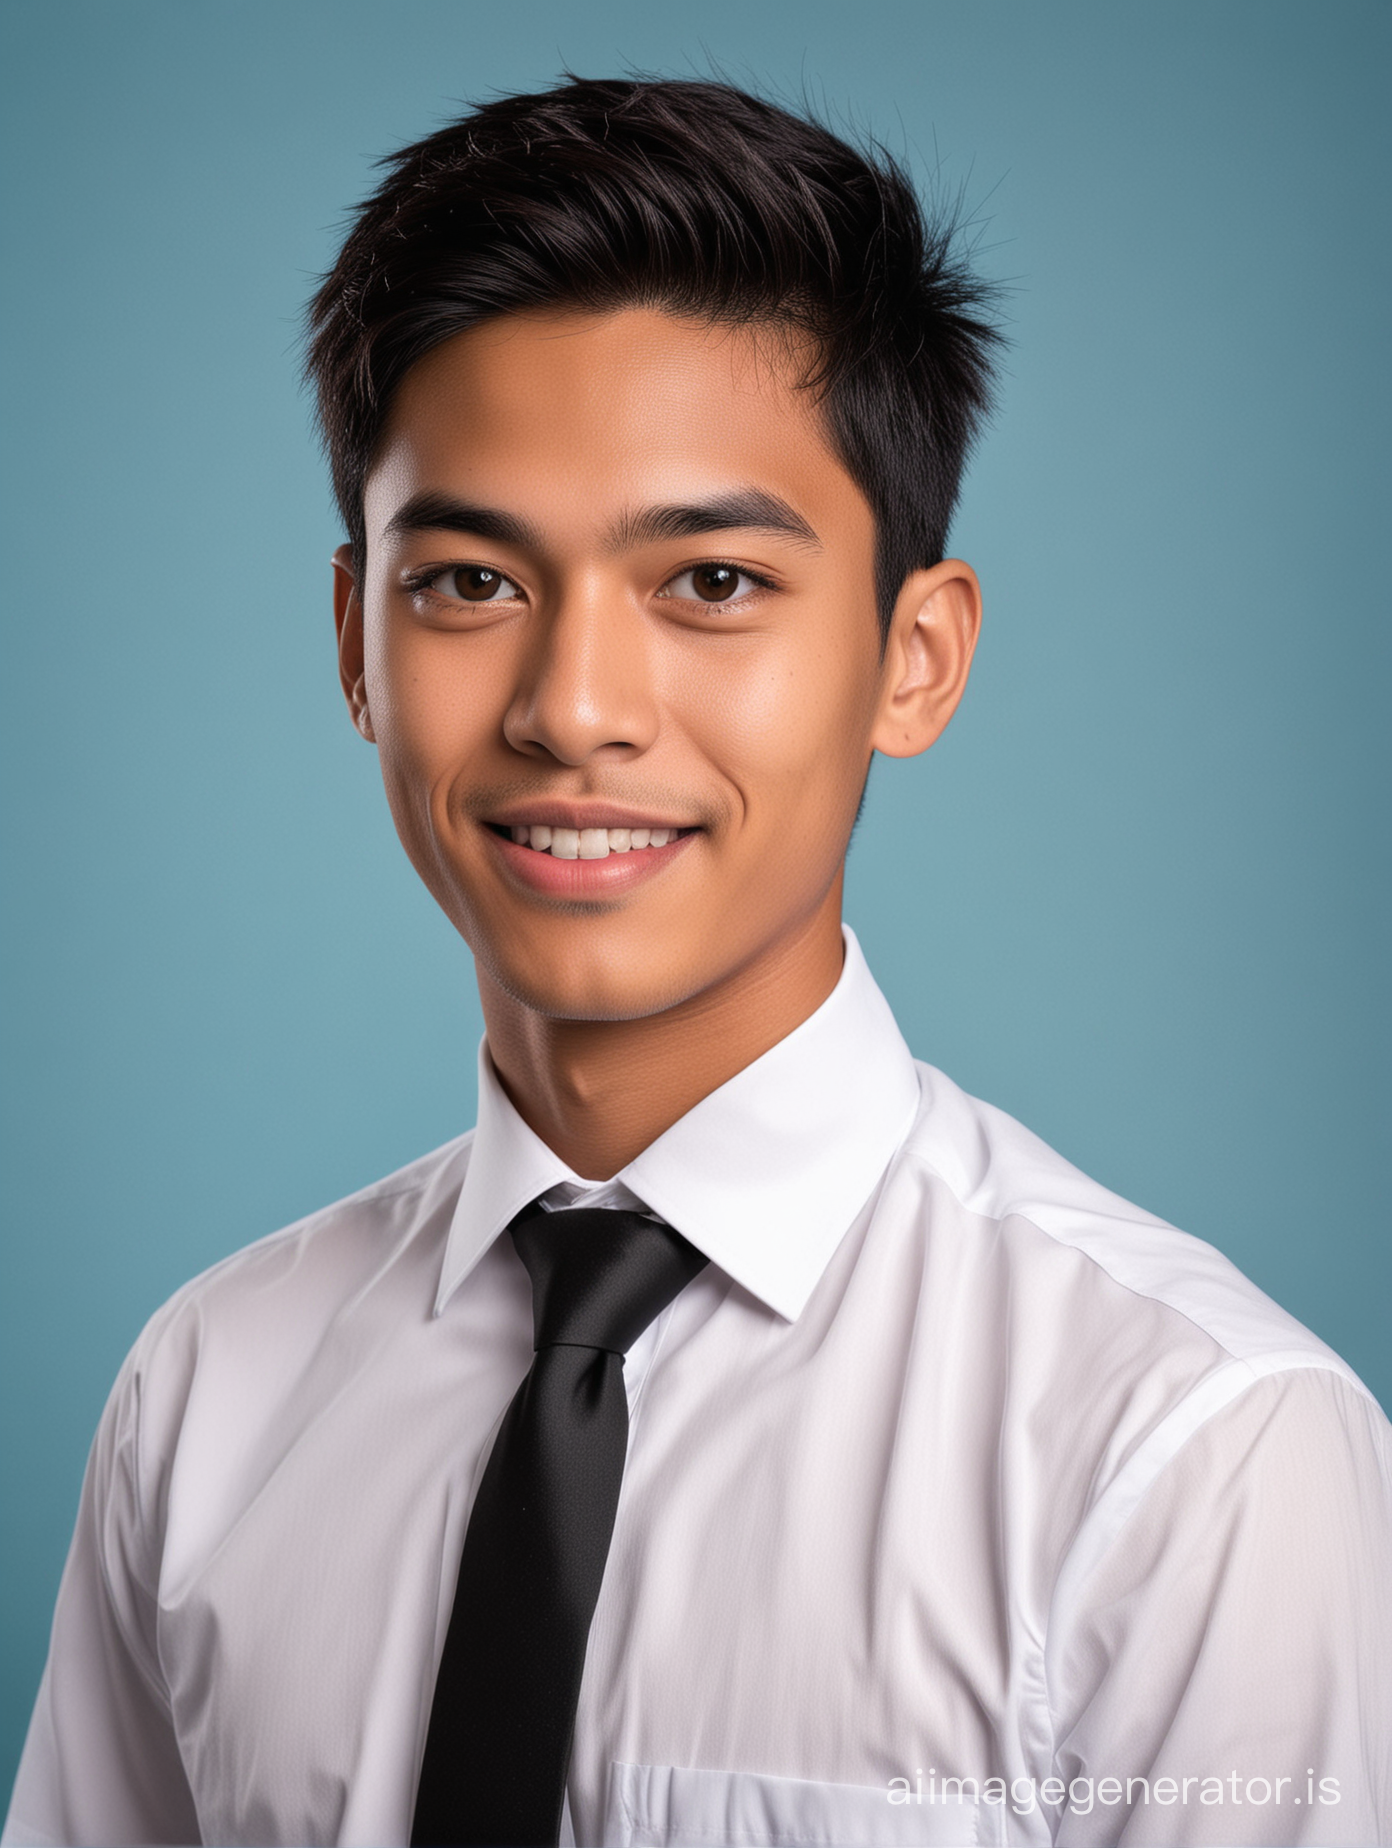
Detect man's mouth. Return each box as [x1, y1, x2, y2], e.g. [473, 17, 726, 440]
[491, 823, 696, 860]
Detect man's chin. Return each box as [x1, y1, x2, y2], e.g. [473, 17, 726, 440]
[475, 939, 722, 1029]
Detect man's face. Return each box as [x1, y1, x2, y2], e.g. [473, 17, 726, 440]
[341, 306, 914, 1023]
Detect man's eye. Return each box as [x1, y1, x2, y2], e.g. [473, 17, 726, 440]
[661, 563, 762, 604]
[428, 565, 521, 602]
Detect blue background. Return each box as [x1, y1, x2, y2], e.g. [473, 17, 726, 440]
[2, 0, 1387, 1797]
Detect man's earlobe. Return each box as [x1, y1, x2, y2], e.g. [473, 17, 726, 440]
[869, 560, 982, 761]
[332, 543, 376, 744]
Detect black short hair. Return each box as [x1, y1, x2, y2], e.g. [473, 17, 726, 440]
[306, 75, 1001, 640]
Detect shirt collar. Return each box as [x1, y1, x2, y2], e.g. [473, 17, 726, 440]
[434, 926, 921, 1323]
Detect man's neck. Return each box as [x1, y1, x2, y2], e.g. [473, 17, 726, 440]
[478, 888, 847, 1180]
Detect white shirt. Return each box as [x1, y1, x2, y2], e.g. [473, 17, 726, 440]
[6, 929, 1390, 1848]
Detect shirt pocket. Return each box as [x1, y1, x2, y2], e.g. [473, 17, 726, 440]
[605, 1761, 984, 1847]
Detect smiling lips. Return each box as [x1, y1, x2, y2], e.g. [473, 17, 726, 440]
[506, 823, 687, 859]
[486, 817, 698, 894]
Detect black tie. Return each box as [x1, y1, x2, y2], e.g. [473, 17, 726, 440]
[411, 1204, 709, 1847]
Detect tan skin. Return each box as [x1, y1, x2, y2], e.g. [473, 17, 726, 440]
[334, 306, 980, 1179]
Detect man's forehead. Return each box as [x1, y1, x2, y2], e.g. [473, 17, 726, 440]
[363, 305, 864, 550]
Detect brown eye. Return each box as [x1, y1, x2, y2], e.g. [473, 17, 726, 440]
[662, 563, 762, 604]
[446, 565, 517, 602]
[418, 564, 521, 604]
[690, 564, 740, 602]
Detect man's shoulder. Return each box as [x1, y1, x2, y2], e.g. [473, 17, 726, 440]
[886, 1061, 1388, 1596]
[895, 1058, 1367, 1399]
[125, 1129, 479, 1384]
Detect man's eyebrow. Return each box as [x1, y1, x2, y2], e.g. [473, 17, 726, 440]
[382, 492, 544, 551]
[380, 487, 822, 555]
[606, 490, 821, 554]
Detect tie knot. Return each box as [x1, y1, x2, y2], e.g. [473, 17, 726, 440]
[510, 1205, 708, 1355]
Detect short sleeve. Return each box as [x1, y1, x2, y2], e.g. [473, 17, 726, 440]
[1047, 1365, 1392, 1846]
[3, 1338, 202, 1847]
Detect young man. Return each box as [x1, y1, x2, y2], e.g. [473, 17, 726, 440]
[5, 76, 1389, 1848]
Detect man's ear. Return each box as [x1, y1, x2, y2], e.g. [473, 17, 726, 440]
[332, 543, 376, 743]
[869, 560, 981, 760]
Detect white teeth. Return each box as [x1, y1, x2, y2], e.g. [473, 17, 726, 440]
[505, 823, 684, 856]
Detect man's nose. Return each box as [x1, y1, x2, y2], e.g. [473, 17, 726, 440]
[503, 585, 658, 765]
